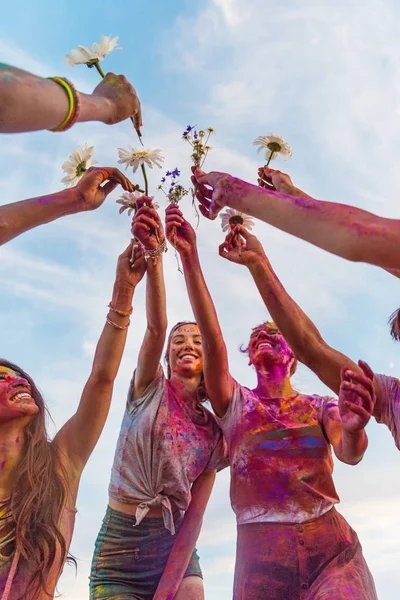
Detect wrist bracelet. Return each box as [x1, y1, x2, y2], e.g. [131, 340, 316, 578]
[143, 238, 168, 261]
[106, 315, 131, 330]
[47, 77, 81, 132]
[108, 302, 133, 317]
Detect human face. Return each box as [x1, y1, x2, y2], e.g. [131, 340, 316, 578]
[168, 324, 203, 377]
[0, 366, 39, 422]
[248, 323, 294, 370]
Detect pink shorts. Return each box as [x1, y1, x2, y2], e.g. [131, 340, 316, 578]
[234, 508, 377, 600]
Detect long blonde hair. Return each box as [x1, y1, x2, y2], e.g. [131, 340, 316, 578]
[0, 359, 76, 600]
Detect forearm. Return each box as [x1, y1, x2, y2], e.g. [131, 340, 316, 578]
[229, 180, 400, 269]
[248, 256, 323, 362]
[0, 64, 109, 133]
[0, 188, 82, 246]
[180, 249, 225, 351]
[153, 471, 215, 600]
[90, 281, 135, 383]
[145, 255, 167, 335]
[337, 429, 368, 465]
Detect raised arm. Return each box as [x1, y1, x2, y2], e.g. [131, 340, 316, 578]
[131, 202, 168, 399]
[153, 470, 216, 600]
[194, 166, 400, 272]
[0, 167, 134, 247]
[0, 64, 142, 133]
[165, 205, 233, 417]
[53, 241, 146, 476]
[219, 225, 382, 415]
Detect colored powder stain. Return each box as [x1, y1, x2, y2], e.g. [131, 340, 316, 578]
[16, 436, 20, 444]
[0, 460, 5, 472]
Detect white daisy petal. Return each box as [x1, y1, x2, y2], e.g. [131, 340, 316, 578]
[253, 134, 292, 161]
[117, 147, 165, 174]
[61, 143, 96, 187]
[65, 35, 120, 67]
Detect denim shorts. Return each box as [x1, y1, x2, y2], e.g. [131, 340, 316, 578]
[89, 506, 202, 600]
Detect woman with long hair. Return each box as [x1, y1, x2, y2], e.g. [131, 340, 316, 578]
[90, 203, 227, 600]
[165, 203, 377, 599]
[0, 237, 147, 600]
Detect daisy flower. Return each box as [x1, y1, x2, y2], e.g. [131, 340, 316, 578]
[220, 209, 255, 232]
[61, 143, 97, 187]
[253, 134, 292, 166]
[65, 35, 120, 67]
[117, 146, 165, 173]
[116, 192, 159, 215]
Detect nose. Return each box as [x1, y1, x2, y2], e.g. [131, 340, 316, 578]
[9, 376, 31, 392]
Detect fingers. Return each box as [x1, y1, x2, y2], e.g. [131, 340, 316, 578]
[358, 360, 374, 381]
[198, 203, 214, 220]
[102, 180, 119, 197]
[135, 206, 161, 221]
[343, 369, 374, 396]
[341, 381, 373, 410]
[133, 99, 143, 131]
[343, 401, 371, 420]
[90, 166, 134, 192]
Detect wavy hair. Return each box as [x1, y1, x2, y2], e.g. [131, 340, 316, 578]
[0, 359, 76, 600]
[164, 322, 207, 402]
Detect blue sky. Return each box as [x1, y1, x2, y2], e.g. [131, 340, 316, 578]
[2, 0, 400, 598]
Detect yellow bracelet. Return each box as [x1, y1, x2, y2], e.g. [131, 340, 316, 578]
[47, 77, 81, 132]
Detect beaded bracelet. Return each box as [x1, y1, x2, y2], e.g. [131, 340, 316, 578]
[143, 238, 168, 262]
[108, 302, 133, 317]
[106, 315, 131, 330]
[47, 77, 81, 132]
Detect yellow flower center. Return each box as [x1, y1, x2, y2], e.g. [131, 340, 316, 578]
[133, 151, 148, 159]
[267, 142, 282, 153]
[75, 161, 87, 177]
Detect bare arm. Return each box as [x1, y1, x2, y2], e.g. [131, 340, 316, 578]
[131, 204, 168, 399]
[165, 205, 233, 417]
[153, 470, 216, 600]
[0, 167, 134, 246]
[53, 242, 146, 475]
[219, 225, 382, 416]
[194, 166, 400, 271]
[0, 65, 142, 132]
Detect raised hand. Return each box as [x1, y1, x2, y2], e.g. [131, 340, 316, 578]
[258, 167, 311, 198]
[116, 240, 146, 288]
[75, 166, 134, 211]
[92, 72, 142, 130]
[191, 167, 246, 220]
[219, 225, 266, 267]
[339, 361, 376, 434]
[131, 202, 164, 250]
[165, 204, 196, 256]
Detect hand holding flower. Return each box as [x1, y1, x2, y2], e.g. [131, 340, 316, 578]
[192, 167, 246, 220]
[91, 73, 142, 128]
[165, 205, 196, 257]
[131, 204, 164, 250]
[116, 240, 146, 288]
[258, 167, 311, 198]
[74, 166, 134, 212]
[219, 225, 266, 267]
[339, 361, 376, 434]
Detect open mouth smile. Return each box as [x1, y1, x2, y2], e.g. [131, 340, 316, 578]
[9, 392, 33, 404]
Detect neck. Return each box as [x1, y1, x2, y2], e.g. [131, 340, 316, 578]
[0, 421, 26, 499]
[253, 364, 295, 398]
[169, 371, 202, 405]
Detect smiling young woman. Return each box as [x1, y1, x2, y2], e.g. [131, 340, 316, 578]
[0, 240, 147, 600]
[165, 203, 378, 600]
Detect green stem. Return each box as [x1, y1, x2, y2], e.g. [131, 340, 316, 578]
[94, 61, 106, 78]
[266, 151, 275, 167]
[141, 163, 149, 195]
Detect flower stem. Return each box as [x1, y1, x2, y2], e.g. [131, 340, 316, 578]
[141, 164, 149, 195]
[266, 151, 275, 167]
[94, 61, 106, 78]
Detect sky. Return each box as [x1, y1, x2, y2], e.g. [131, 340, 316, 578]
[1, 0, 400, 598]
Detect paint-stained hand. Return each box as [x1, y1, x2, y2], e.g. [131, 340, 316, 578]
[92, 72, 142, 131]
[131, 201, 164, 250]
[258, 167, 310, 198]
[74, 166, 134, 211]
[339, 360, 376, 434]
[165, 204, 196, 255]
[192, 167, 245, 220]
[219, 225, 266, 267]
[116, 240, 146, 287]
